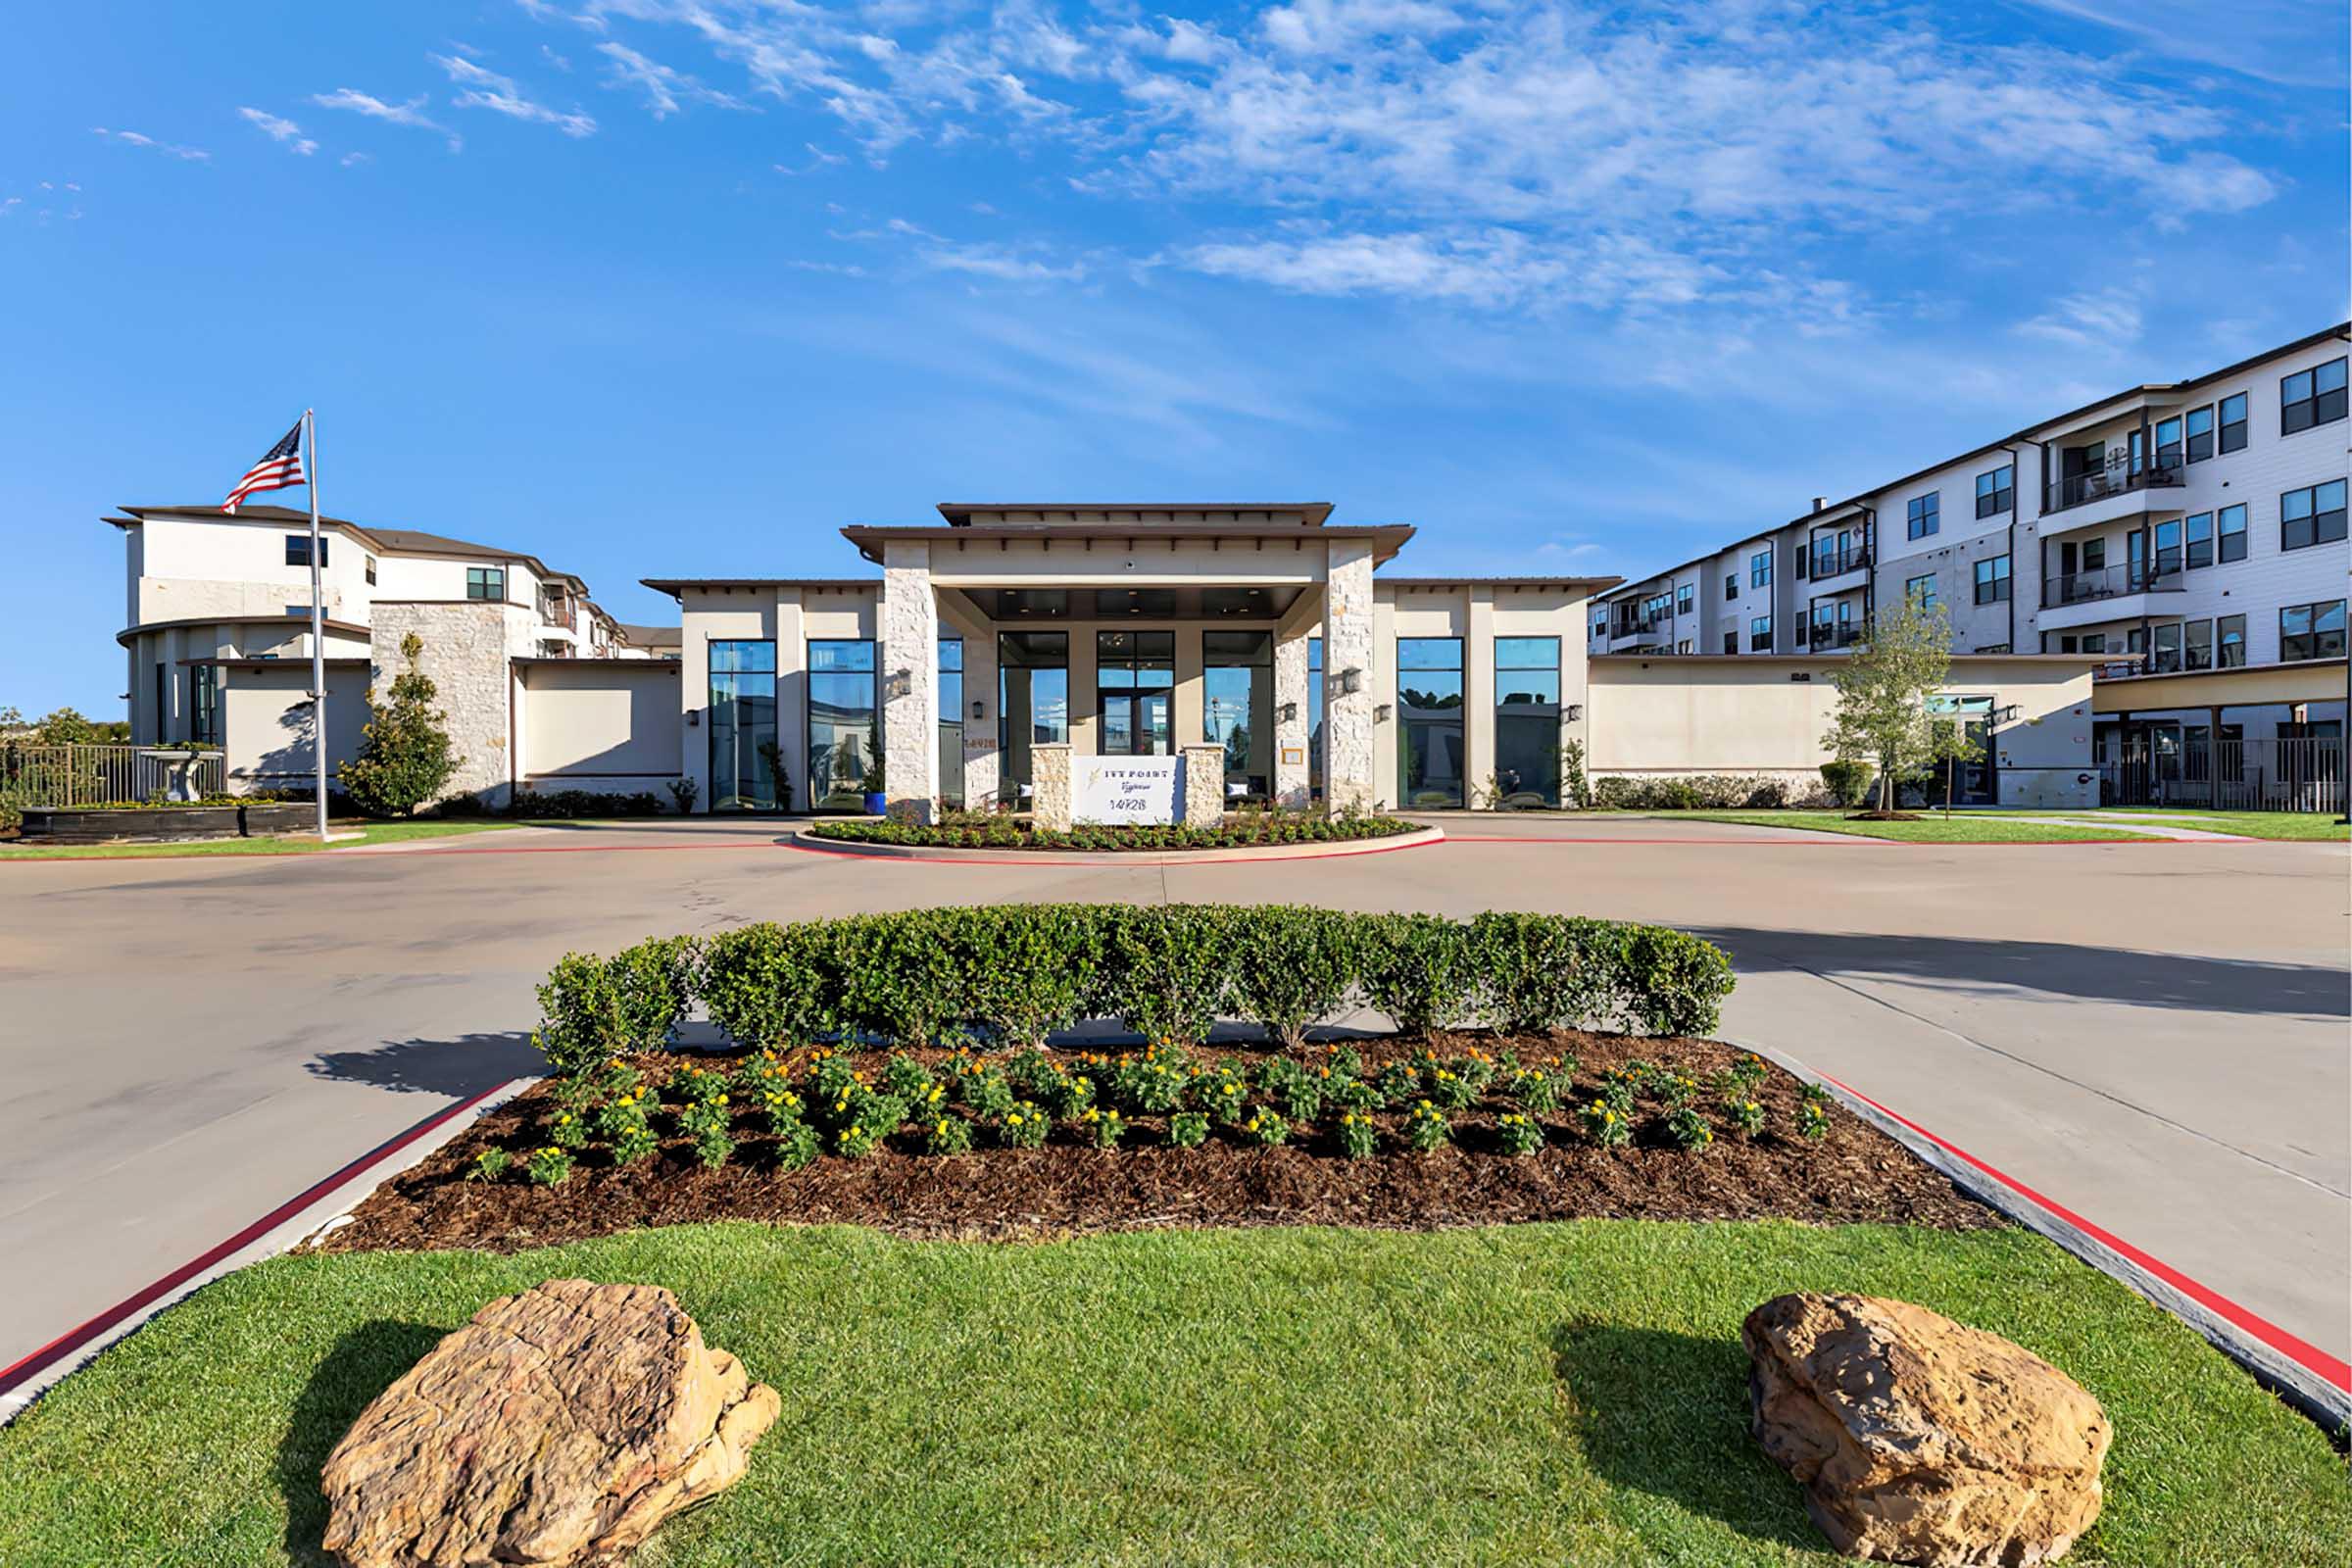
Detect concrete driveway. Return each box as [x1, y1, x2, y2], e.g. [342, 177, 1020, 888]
[2, 814, 2343, 1394]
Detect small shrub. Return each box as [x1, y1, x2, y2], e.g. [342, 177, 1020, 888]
[1654, 1071, 1700, 1110]
[1506, 1065, 1565, 1112]
[1259, 1056, 1324, 1121]
[1332, 1077, 1382, 1114]
[609, 936, 701, 1053]
[1425, 1065, 1476, 1111]
[677, 1096, 734, 1168]
[834, 1120, 883, 1159]
[924, 1115, 974, 1155]
[1082, 1105, 1127, 1150]
[1240, 1107, 1290, 1147]
[466, 1147, 510, 1183]
[998, 1101, 1049, 1149]
[1821, 759, 1875, 808]
[1047, 1071, 1096, 1120]
[1372, 1061, 1418, 1105]
[1100, 906, 1238, 1044]
[1726, 1099, 1767, 1140]
[1797, 1102, 1832, 1141]
[1578, 1098, 1631, 1149]
[960, 1068, 1016, 1118]
[1495, 1112, 1544, 1156]
[532, 953, 625, 1078]
[772, 1117, 821, 1171]
[665, 777, 700, 814]
[1336, 1110, 1379, 1158]
[1116, 1050, 1191, 1115]
[1403, 1101, 1450, 1152]
[524, 1145, 574, 1187]
[1167, 1110, 1210, 1148]
[1195, 1065, 1251, 1124]
[1729, 1053, 1770, 1093]
[1004, 1047, 1058, 1097]
[547, 1106, 588, 1151]
[1360, 913, 1477, 1033]
[882, 1052, 936, 1102]
[1666, 1106, 1714, 1151]
[1226, 906, 1360, 1050]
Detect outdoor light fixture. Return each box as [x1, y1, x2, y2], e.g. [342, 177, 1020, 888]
[971, 699, 985, 720]
[886, 668, 913, 699]
[1993, 704, 2021, 724]
[1278, 701, 1298, 723]
[1338, 666, 1362, 696]
[1565, 703, 1583, 722]
[1375, 703, 1393, 722]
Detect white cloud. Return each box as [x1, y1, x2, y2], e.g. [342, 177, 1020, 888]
[340, 151, 372, 168]
[2014, 0, 2347, 88]
[90, 126, 209, 162]
[310, 88, 463, 152]
[597, 40, 746, 118]
[435, 53, 598, 136]
[237, 107, 318, 157]
[2016, 289, 2145, 349]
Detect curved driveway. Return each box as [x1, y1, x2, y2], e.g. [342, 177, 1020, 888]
[2, 814, 2344, 1394]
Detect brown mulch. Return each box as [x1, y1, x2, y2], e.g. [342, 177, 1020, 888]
[322, 1031, 1999, 1254]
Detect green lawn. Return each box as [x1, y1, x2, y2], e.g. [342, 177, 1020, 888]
[1674, 811, 2148, 843]
[2100, 809, 2350, 843]
[0, 1222, 2339, 1566]
[0, 818, 534, 860]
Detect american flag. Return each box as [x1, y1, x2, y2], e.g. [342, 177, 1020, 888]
[222, 418, 306, 513]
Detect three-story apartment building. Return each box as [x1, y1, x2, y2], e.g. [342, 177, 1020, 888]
[1589, 323, 2349, 796]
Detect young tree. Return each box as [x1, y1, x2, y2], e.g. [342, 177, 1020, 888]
[1821, 593, 1957, 814]
[342, 633, 464, 817]
[1927, 709, 1985, 818]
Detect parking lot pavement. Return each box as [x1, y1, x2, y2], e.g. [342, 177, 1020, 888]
[3, 816, 2343, 1390]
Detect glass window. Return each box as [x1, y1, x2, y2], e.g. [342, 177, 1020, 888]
[466, 565, 505, 601]
[2154, 517, 2181, 576]
[2281, 480, 2348, 551]
[365, 554, 377, 585]
[1906, 492, 1939, 539]
[1749, 549, 1772, 588]
[708, 639, 777, 810]
[2281, 357, 2348, 434]
[1973, 556, 2010, 604]
[1201, 629, 1270, 796]
[2218, 504, 2247, 563]
[1906, 573, 1937, 611]
[2280, 601, 2347, 662]
[2184, 406, 2214, 463]
[2184, 619, 2213, 671]
[284, 534, 328, 566]
[2182, 513, 2213, 569]
[2152, 621, 2182, 673]
[1975, 465, 2013, 517]
[807, 639, 877, 811]
[1396, 637, 1464, 808]
[1306, 636, 1324, 799]
[998, 631, 1067, 806]
[937, 638, 964, 811]
[2154, 416, 2182, 468]
[1676, 582, 1693, 615]
[1494, 636, 1561, 807]
[1677, 639, 1693, 655]
[2218, 392, 2247, 453]
[2217, 614, 2245, 667]
[191, 663, 220, 745]
[1748, 614, 1772, 652]
[1723, 629, 1738, 655]
[1724, 572, 1739, 602]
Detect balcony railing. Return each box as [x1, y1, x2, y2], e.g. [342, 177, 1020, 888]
[2043, 460, 2184, 514]
[1808, 544, 1870, 578]
[2041, 563, 2183, 610]
[1805, 622, 1864, 649]
[540, 595, 577, 631]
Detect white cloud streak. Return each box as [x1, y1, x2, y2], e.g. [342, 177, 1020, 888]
[310, 88, 463, 152]
[90, 126, 210, 162]
[237, 107, 318, 156]
[435, 53, 598, 137]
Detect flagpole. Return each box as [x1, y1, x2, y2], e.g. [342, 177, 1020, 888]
[304, 408, 328, 840]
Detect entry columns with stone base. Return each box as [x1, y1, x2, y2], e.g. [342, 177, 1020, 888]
[1321, 540, 1377, 812]
[1181, 745, 1224, 828]
[880, 542, 939, 823]
[1031, 743, 1071, 830]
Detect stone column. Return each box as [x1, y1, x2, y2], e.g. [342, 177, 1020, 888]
[1321, 539, 1378, 813]
[1181, 744, 1225, 827]
[880, 542, 938, 823]
[1272, 627, 1310, 809]
[1032, 742, 1072, 830]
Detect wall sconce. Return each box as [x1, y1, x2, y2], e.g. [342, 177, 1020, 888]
[1277, 701, 1298, 724]
[970, 699, 986, 720]
[1565, 703, 1582, 722]
[1338, 666, 1363, 696]
[1375, 703, 1393, 723]
[1992, 704, 2021, 725]
[686, 710, 700, 727]
[885, 668, 913, 700]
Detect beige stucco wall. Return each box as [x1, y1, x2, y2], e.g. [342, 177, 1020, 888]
[518, 661, 682, 788]
[219, 663, 368, 793]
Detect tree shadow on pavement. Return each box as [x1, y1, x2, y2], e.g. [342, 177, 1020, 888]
[308, 1032, 543, 1095]
[1688, 926, 2349, 1019]
[1548, 1320, 1821, 1552]
[277, 1318, 447, 1563]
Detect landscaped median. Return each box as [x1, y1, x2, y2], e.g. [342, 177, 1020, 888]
[805, 809, 1428, 853]
[2, 905, 2342, 1565]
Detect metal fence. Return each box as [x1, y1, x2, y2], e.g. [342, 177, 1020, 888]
[0, 744, 226, 808]
[2100, 736, 2344, 814]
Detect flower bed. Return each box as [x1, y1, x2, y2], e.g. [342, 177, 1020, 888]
[806, 811, 1423, 852]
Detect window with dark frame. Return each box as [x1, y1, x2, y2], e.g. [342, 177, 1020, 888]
[1749, 549, 1772, 588]
[2218, 503, 2247, 563]
[284, 534, 328, 567]
[2183, 405, 2214, 463]
[1905, 572, 1936, 611]
[1973, 556, 2010, 604]
[2182, 512, 2214, 569]
[365, 555, 377, 585]
[191, 663, 220, 745]
[2279, 600, 2347, 662]
[1676, 582, 1694, 615]
[1975, 465, 2013, 517]
[1722, 629, 1737, 654]
[1724, 572, 1738, 601]
[466, 565, 506, 600]
[1748, 614, 1772, 652]
[2280, 357, 2348, 434]
[2154, 416, 2182, 468]
[2218, 392, 2247, 453]
[2281, 479, 2348, 552]
[2217, 613, 2245, 667]
[2184, 619, 2213, 671]
[2152, 621, 2182, 673]
[2154, 516, 2182, 576]
[1906, 491, 1939, 539]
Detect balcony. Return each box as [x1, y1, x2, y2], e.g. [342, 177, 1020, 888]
[1804, 621, 1864, 650]
[2040, 461, 2186, 535]
[2038, 563, 2186, 633]
[1806, 544, 1871, 590]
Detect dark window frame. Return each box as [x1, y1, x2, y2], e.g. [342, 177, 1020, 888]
[2280, 479, 2348, 553]
[1972, 555, 2011, 605]
[1906, 491, 1939, 540]
[1975, 465, 2013, 518]
[284, 533, 328, 567]
[2280, 356, 2348, 436]
[1905, 572, 1937, 611]
[466, 565, 507, 601]
[2217, 613, 2246, 667]
[2279, 600, 2348, 663]
[2183, 405, 2214, 463]
[1749, 549, 1772, 589]
[2218, 392, 2247, 453]
[1748, 613, 1773, 652]
[2183, 512, 2213, 569]
[2218, 503, 2247, 563]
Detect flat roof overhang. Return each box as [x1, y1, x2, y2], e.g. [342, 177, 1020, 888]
[2091, 658, 2349, 714]
[840, 521, 1417, 570]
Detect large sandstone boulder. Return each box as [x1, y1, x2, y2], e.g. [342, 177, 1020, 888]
[321, 1279, 780, 1568]
[1742, 1293, 2110, 1566]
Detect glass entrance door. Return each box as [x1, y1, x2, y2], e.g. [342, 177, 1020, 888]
[1096, 630, 1174, 757]
[1099, 690, 1171, 755]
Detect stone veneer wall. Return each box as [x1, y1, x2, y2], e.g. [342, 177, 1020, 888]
[880, 542, 939, 823]
[1181, 746, 1224, 827]
[1272, 632, 1311, 809]
[1321, 541, 1378, 811]
[1030, 743, 1072, 830]
[368, 601, 531, 808]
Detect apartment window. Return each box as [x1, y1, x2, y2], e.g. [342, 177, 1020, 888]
[466, 565, 506, 601]
[1973, 556, 2010, 605]
[1722, 629, 1738, 654]
[2281, 480, 2348, 551]
[1592, 615, 1606, 640]
[191, 663, 220, 746]
[2183, 406, 2214, 463]
[2217, 613, 2245, 667]
[1676, 582, 1694, 616]
[1906, 492, 1939, 540]
[2057, 633, 2109, 655]
[2218, 392, 2247, 453]
[1676, 638, 1693, 655]
[2183, 619, 2214, 671]
[1724, 572, 1739, 602]
[1749, 549, 1772, 588]
[2152, 622, 2182, 674]
[284, 534, 328, 567]
[708, 639, 777, 811]
[1975, 465, 2013, 518]
[808, 639, 879, 809]
[2280, 357, 2348, 434]
[1905, 573, 1937, 611]
[2218, 504, 2247, 563]
[1494, 636, 1562, 806]
[2153, 416, 2182, 468]
[2153, 517, 2182, 576]
[2181, 513, 2213, 570]
[2279, 600, 2347, 662]
[1397, 637, 1466, 808]
[1748, 614, 1772, 652]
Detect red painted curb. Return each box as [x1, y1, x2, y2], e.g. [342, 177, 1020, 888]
[0, 1079, 514, 1398]
[1821, 1072, 2352, 1395]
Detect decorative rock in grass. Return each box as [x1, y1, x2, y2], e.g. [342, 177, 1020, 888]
[320, 1279, 779, 1568]
[1742, 1292, 2110, 1566]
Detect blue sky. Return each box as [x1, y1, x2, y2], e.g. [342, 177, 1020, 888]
[4, 1, 2344, 713]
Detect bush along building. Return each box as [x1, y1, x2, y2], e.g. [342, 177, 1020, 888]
[1588, 323, 2349, 808]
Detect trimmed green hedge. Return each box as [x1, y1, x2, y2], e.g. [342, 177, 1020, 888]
[536, 906, 1735, 1072]
[805, 813, 1422, 852]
